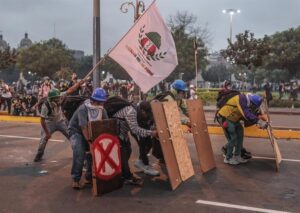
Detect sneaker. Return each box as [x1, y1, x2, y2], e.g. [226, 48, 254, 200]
[33, 153, 43, 162]
[235, 156, 249, 164]
[221, 146, 227, 156]
[224, 157, 239, 165]
[134, 159, 146, 171]
[143, 165, 160, 176]
[72, 181, 81, 190]
[84, 179, 92, 185]
[123, 176, 143, 186]
[241, 148, 252, 159]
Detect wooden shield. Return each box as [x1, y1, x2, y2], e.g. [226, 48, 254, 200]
[187, 99, 216, 173]
[261, 99, 282, 171]
[88, 119, 123, 196]
[151, 101, 182, 190]
[162, 101, 195, 181]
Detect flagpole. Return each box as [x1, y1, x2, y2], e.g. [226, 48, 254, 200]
[83, 54, 108, 82]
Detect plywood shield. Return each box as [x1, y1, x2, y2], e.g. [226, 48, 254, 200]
[261, 100, 282, 171]
[151, 102, 182, 190]
[162, 101, 194, 181]
[88, 119, 123, 196]
[187, 100, 216, 173]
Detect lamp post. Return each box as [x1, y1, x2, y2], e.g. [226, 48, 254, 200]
[120, 1, 145, 101]
[93, 0, 101, 88]
[120, 0, 145, 22]
[222, 9, 241, 42]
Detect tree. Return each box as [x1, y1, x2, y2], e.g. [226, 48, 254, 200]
[167, 11, 209, 82]
[0, 46, 17, 69]
[71, 55, 93, 79]
[101, 57, 131, 80]
[264, 27, 300, 78]
[53, 67, 73, 80]
[202, 64, 231, 83]
[16, 38, 74, 78]
[221, 30, 270, 83]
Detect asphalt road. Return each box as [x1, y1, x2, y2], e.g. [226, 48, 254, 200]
[0, 121, 299, 213]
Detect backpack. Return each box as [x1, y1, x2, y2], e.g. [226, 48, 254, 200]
[153, 91, 175, 102]
[214, 89, 240, 123]
[61, 96, 87, 120]
[104, 96, 132, 118]
[216, 90, 240, 109]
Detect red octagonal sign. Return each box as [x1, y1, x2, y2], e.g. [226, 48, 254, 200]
[92, 134, 122, 180]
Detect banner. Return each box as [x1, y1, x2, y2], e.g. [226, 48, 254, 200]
[109, 2, 178, 93]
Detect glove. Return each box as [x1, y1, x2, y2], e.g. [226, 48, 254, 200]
[257, 119, 268, 129]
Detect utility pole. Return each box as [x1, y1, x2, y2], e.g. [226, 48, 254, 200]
[93, 0, 101, 88]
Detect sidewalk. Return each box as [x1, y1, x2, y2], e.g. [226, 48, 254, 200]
[203, 106, 300, 115]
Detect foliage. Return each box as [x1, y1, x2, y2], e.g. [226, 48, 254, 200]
[264, 27, 300, 78]
[71, 55, 93, 79]
[16, 38, 74, 78]
[102, 57, 131, 80]
[53, 67, 73, 80]
[202, 64, 231, 83]
[0, 46, 18, 69]
[221, 30, 270, 68]
[166, 11, 209, 82]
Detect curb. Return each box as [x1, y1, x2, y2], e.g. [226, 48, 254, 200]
[1, 115, 300, 140]
[203, 108, 300, 115]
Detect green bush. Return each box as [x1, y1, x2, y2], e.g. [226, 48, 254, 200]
[269, 100, 300, 108]
[196, 90, 299, 108]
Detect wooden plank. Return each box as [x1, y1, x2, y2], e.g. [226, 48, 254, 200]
[151, 102, 182, 190]
[88, 119, 123, 196]
[187, 100, 216, 173]
[88, 119, 118, 141]
[261, 100, 282, 171]
[162, 101, 194, 181]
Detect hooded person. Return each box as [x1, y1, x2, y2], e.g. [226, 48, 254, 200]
[33, 80, 84, 162]
[216, 93, 268, 165]
[68, 87, 108, 189]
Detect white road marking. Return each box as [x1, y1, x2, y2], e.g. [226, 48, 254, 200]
[195, 199, 291, 213]
[0, 134, 65, 143]
[253, 156, 300, 163]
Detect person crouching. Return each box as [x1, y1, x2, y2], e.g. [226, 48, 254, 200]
[68, 88, 108, 189]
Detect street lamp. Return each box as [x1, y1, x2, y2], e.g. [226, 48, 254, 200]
[222, 9, 241, 42]
[120, 0, 145, 22]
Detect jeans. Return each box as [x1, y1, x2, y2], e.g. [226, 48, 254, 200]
[70, 132, 92, 182]
[119, 137, 132, 179]
[36, 119, 69, 157]
[223, 120, 244, 160]
[132, 134, 152, 165]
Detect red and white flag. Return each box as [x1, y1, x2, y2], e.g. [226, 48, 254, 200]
[108, 1, 178, 93]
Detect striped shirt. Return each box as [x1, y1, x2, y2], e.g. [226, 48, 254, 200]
[113, 106, 153, 140]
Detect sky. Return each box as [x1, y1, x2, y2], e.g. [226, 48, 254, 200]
[0, 0, 299, 55]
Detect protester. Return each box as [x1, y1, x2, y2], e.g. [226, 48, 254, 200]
[189, 84, 198, 100]
[216, 93, 268, 165]
[0, 80, 12, 114]
[33, 80, 84, 162]
[133, 101, 160, 176]
[22, 90, 38, 116]
[279, 81, 285, 100]
[263, 81, 273, 107]
[68, 87, 108, 189]
[38, 76, 54, 99]
[104, 96, 158, 186]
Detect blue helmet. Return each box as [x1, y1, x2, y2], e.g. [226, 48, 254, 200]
[248, 94, 262, 107]
[171, 79, 188, 92]
[90, 87, 107, 102]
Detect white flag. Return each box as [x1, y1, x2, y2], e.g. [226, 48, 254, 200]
[108, 2, 178, 93]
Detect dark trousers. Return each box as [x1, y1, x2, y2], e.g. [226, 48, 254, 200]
[119, 137, 132, 179]
[133, 135, 152, 165]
